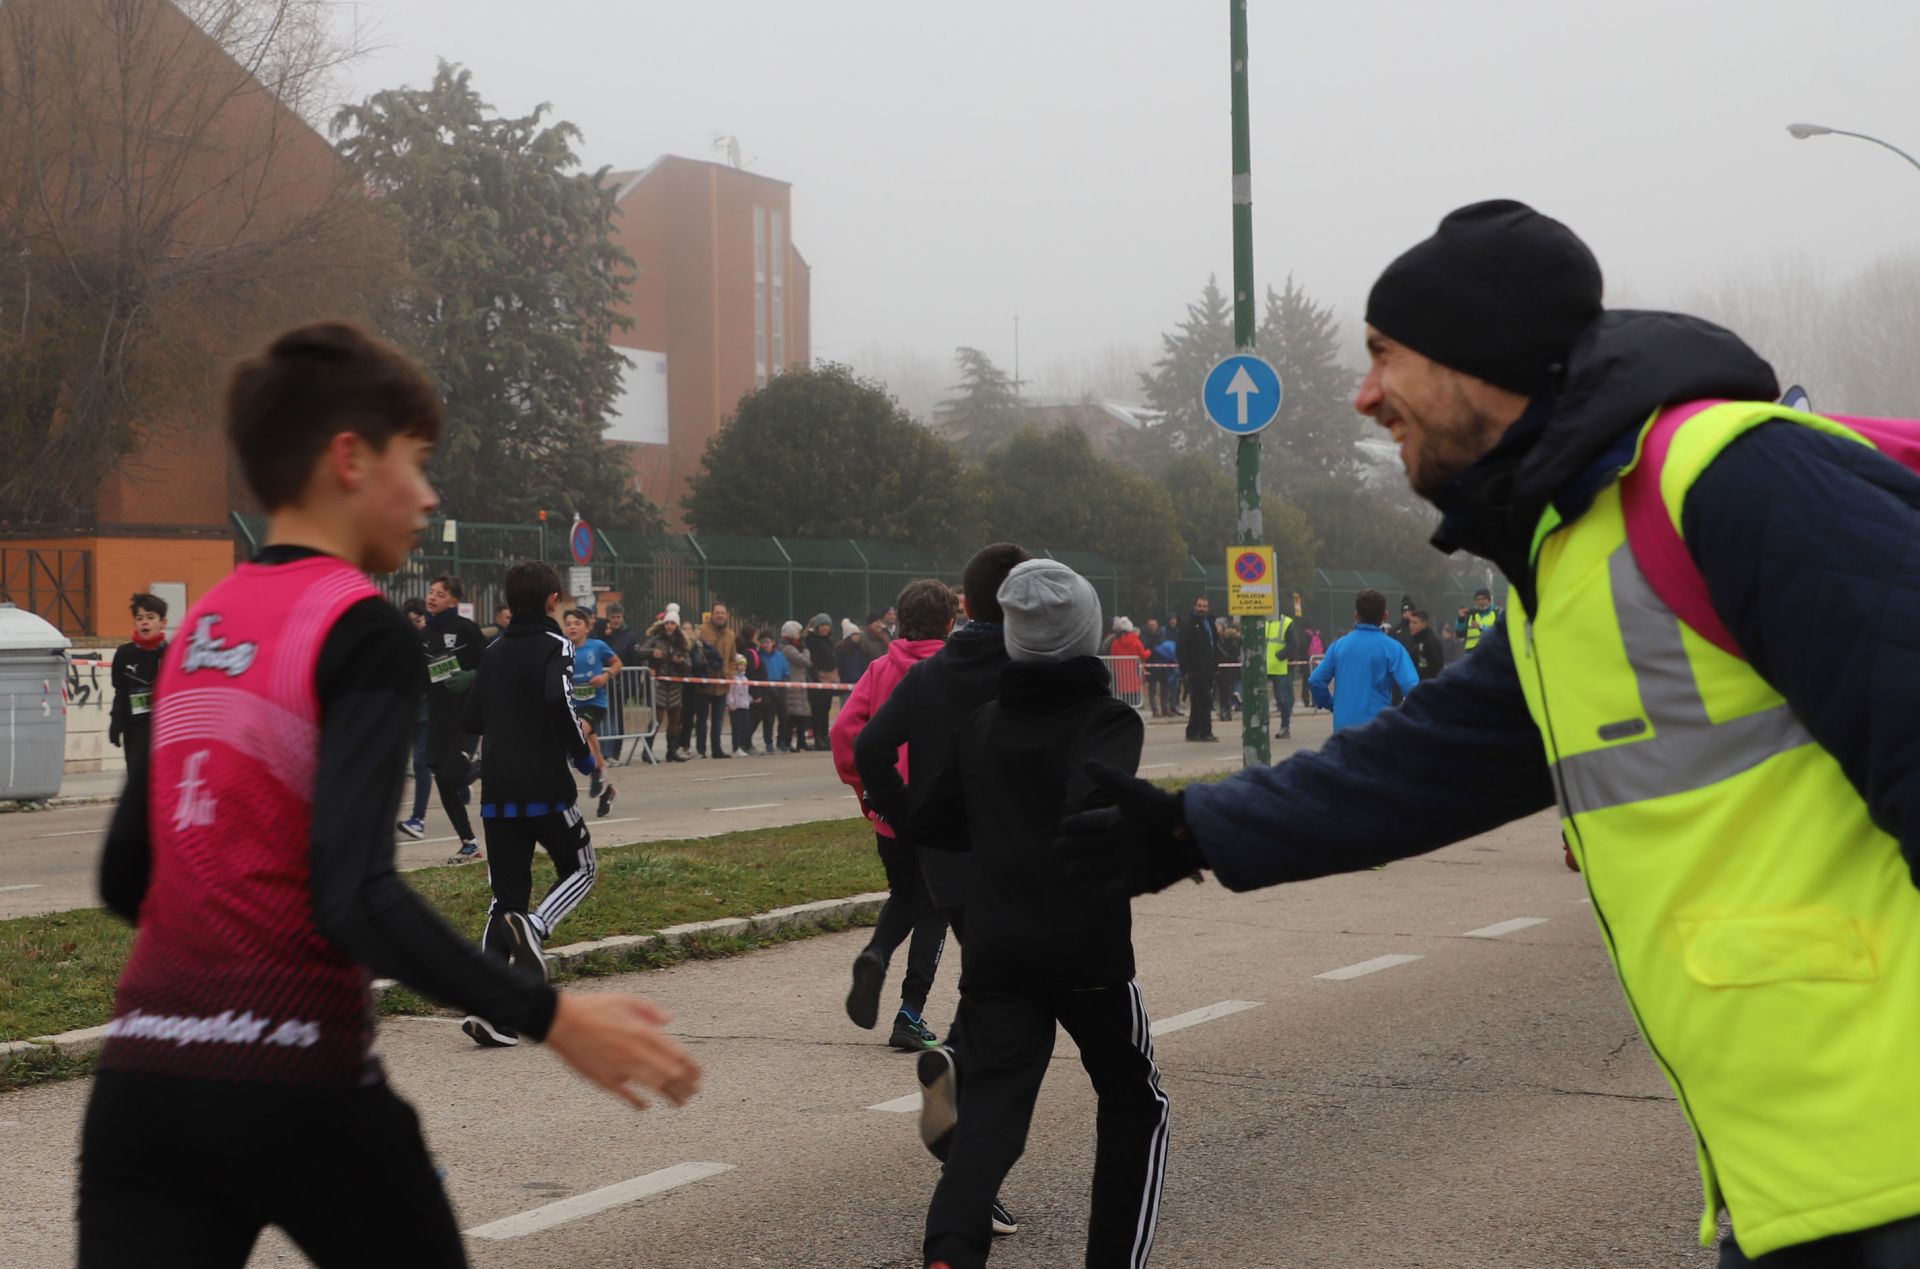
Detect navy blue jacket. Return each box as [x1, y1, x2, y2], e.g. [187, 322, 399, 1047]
[1185, 311, 1920, 888]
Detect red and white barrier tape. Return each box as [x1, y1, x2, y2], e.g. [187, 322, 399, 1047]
[649, 674, 854, 693]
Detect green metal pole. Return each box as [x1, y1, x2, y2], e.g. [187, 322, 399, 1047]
[1231, 0, 1270, 768]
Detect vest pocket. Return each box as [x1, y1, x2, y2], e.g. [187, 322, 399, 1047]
[1677, 912, 1876, 987]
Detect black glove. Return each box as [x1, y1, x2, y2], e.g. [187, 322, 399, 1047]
[1056, 762, 1206, 901]
[107, 722, 122, 749]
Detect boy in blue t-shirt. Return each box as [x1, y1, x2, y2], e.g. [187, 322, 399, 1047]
[563, 608, 622, 817]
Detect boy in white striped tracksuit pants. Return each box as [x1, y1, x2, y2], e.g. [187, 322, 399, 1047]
[458, 563, 601, 1045]
[910, 560, 1169, 1269]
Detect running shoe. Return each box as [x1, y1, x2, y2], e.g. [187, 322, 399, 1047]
[889, 1011, 940, 1052]
[916, 1046, 957, 1160]
[845, 948, 885, 1030]
[450, 839, 483, 864]
[597, 783, 617, 819]
[589, 771, 603, 799]
[396, 818, 425, 840]
[502, 911, 547, 982]
[1275, 727, 1292, 740]
[991, 1199, 1019, 1236]
[461, 1015, 518, 1047]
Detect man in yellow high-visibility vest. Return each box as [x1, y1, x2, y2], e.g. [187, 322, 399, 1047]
[1061, 199, 1920, 1265]
[1264, 612, 1296, 740]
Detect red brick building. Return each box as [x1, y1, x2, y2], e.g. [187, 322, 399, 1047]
[600, 157, 811, 522]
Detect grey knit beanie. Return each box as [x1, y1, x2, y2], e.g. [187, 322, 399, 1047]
[781, 620, 803, 639]
[998, 559, 1102, 664]
[808, 612, 832, 631]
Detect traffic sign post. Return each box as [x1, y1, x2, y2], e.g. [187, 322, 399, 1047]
[1202, 355, 1283, 436]
[1228, 0, 1269, 768]
[568, 516, 595, 566]
[1226, 546, 1278, 618]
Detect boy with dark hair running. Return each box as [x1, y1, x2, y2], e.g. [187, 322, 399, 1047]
[81, 321, 700, 1269]
[108, 592, 170, 784]
[856, 543, 1032, 1241]
[397, 597, 434, 838]
[910, 558, 1166, 1269]
[459, 563, 604, 1047]
[562, 606, 620, 818]
[421, 573, 485, 859]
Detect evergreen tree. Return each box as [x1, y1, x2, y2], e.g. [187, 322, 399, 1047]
[1136, 276, 1236, 467]
[685, 364, 976, 550]
[939, 345, 1025, 461]
[1258, 274, 1364, 494]
[333, 64, 656, 528]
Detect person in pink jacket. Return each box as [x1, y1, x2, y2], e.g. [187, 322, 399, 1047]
[831, 579, 961, 1051]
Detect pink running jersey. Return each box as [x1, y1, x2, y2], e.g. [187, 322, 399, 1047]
[100, 556, 383, 1086]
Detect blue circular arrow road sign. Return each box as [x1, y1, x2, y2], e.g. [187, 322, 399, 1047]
[1202, 354, 1284, 435]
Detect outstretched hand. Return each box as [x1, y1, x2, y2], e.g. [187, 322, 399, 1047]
[1055, 762, 1206, 902]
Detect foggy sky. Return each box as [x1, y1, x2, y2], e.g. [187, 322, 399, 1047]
[330, 0, 1920, 407]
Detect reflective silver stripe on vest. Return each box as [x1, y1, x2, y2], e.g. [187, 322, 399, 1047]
[1549, 546, 1815, 817]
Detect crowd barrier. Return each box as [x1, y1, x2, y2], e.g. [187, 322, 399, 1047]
[593, 666, 660, 767]
[1098, 656, 1326, 712]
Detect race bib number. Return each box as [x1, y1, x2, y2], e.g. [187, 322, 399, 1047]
[427, 655, 460, 684]
[129, 692, 153, 716]
[571, 683, 597, 701]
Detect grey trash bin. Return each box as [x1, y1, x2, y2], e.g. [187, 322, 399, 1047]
[0, 603, 73, 802]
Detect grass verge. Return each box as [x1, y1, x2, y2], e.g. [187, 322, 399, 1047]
[2, 816, 882, 1046]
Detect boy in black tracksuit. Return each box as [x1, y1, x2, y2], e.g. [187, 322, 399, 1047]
[421, 574, 487, 858]
[458, 561, 602, 1048]
[912, 559, 1168, 1269]
[108, 592, 170, 784]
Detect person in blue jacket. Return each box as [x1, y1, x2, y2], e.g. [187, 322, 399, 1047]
[1308, 589, 1419, 730]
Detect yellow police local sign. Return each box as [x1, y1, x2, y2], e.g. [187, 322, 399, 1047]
[1226, 545, 1277, 617]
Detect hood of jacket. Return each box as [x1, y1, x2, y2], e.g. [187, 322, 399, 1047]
[1432, 309, 1777, 608]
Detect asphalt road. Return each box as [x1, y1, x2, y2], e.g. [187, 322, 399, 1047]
[0, 711, 1275, 920]
[0, 808, 1722, 1268]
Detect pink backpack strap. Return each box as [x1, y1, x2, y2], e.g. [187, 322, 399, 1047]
[1618, 399, 1747, 660]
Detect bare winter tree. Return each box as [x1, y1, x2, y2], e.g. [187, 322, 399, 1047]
[0, 0, 399, 526]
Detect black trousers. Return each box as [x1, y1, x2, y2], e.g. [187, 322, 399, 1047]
[729, 707, 755, 752]
[684, 693, 725, 754]
[925, 980, 1170, 1269]
[1184, 673, 1215, 739]
[428, 739, 475, 842]
[1269, 674, 1294, 729]
[481, 806, 596, 947]
[1720, 1214, 1920, 1266]
[79, 1069, 464, 1268]
[808, 687, 833, 747]
[863, 835, 948, 1015]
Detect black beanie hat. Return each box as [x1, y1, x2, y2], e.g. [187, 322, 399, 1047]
[1365, 199, 1603, 398]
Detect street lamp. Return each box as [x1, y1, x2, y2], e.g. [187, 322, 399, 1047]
[1786, 121, 1920, 175]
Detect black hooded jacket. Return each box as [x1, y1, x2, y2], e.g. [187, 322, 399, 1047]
[913, 657, 1145, 990]
[1180, 310, 1920, 888]
[854, 623, 1012, 907]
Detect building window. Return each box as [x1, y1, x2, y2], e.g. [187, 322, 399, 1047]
[771, 209, 785, 371]
[754, 205, 768, 387]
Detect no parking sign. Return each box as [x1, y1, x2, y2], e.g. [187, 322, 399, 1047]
[1226, 545, 1276, 617]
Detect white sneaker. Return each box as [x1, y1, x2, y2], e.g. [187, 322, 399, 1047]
[461, 1015, 518, 1047]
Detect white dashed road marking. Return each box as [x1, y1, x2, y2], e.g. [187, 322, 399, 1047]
[868, 1092, 922, 1113]
[1463, 917, 1549, 939]
[33, 829, 100, 839]
[0, 884, 42, 893]
[691, 773, 772, 783]
[1150, 1000, 1262, 1036]
[1315, 954, 1423, 981]
[465, 1163, 736, 1240]
[711, 803, 782, 813]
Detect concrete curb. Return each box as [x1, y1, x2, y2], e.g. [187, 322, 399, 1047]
[6, 890, 890, 1064]
[0, 794, 118, 815]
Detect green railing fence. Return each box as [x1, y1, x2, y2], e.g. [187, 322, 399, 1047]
[231, 516, 1121, 634]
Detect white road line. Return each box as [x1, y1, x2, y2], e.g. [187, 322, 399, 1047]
[411, 816, 644, 847]
[710, 802, 782, 813]
[34, 829, 101, 839]
[1150, 999, 1262, 1036]
[872, 1000, 1265, 1113]
[465, 1162, 736, 1240]
[691, 772, 772, 783]
[1138, 763, 1175, 771]
[1571, 898, 1591, 905]
[1315, 953, 1423, 981]
[0, 884, 42, 894]
[1464, 917, 1549, 939]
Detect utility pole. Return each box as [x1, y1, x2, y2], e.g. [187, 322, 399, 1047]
[1230, 0, 1269, 767]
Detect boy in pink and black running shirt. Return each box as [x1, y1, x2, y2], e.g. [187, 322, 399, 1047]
[80, 322, 701, 1269]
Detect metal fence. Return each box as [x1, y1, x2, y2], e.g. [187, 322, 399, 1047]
[231, 516, 1125, 634]
[1159, 558, 1505, 645]
[0, 547, 93, 634]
